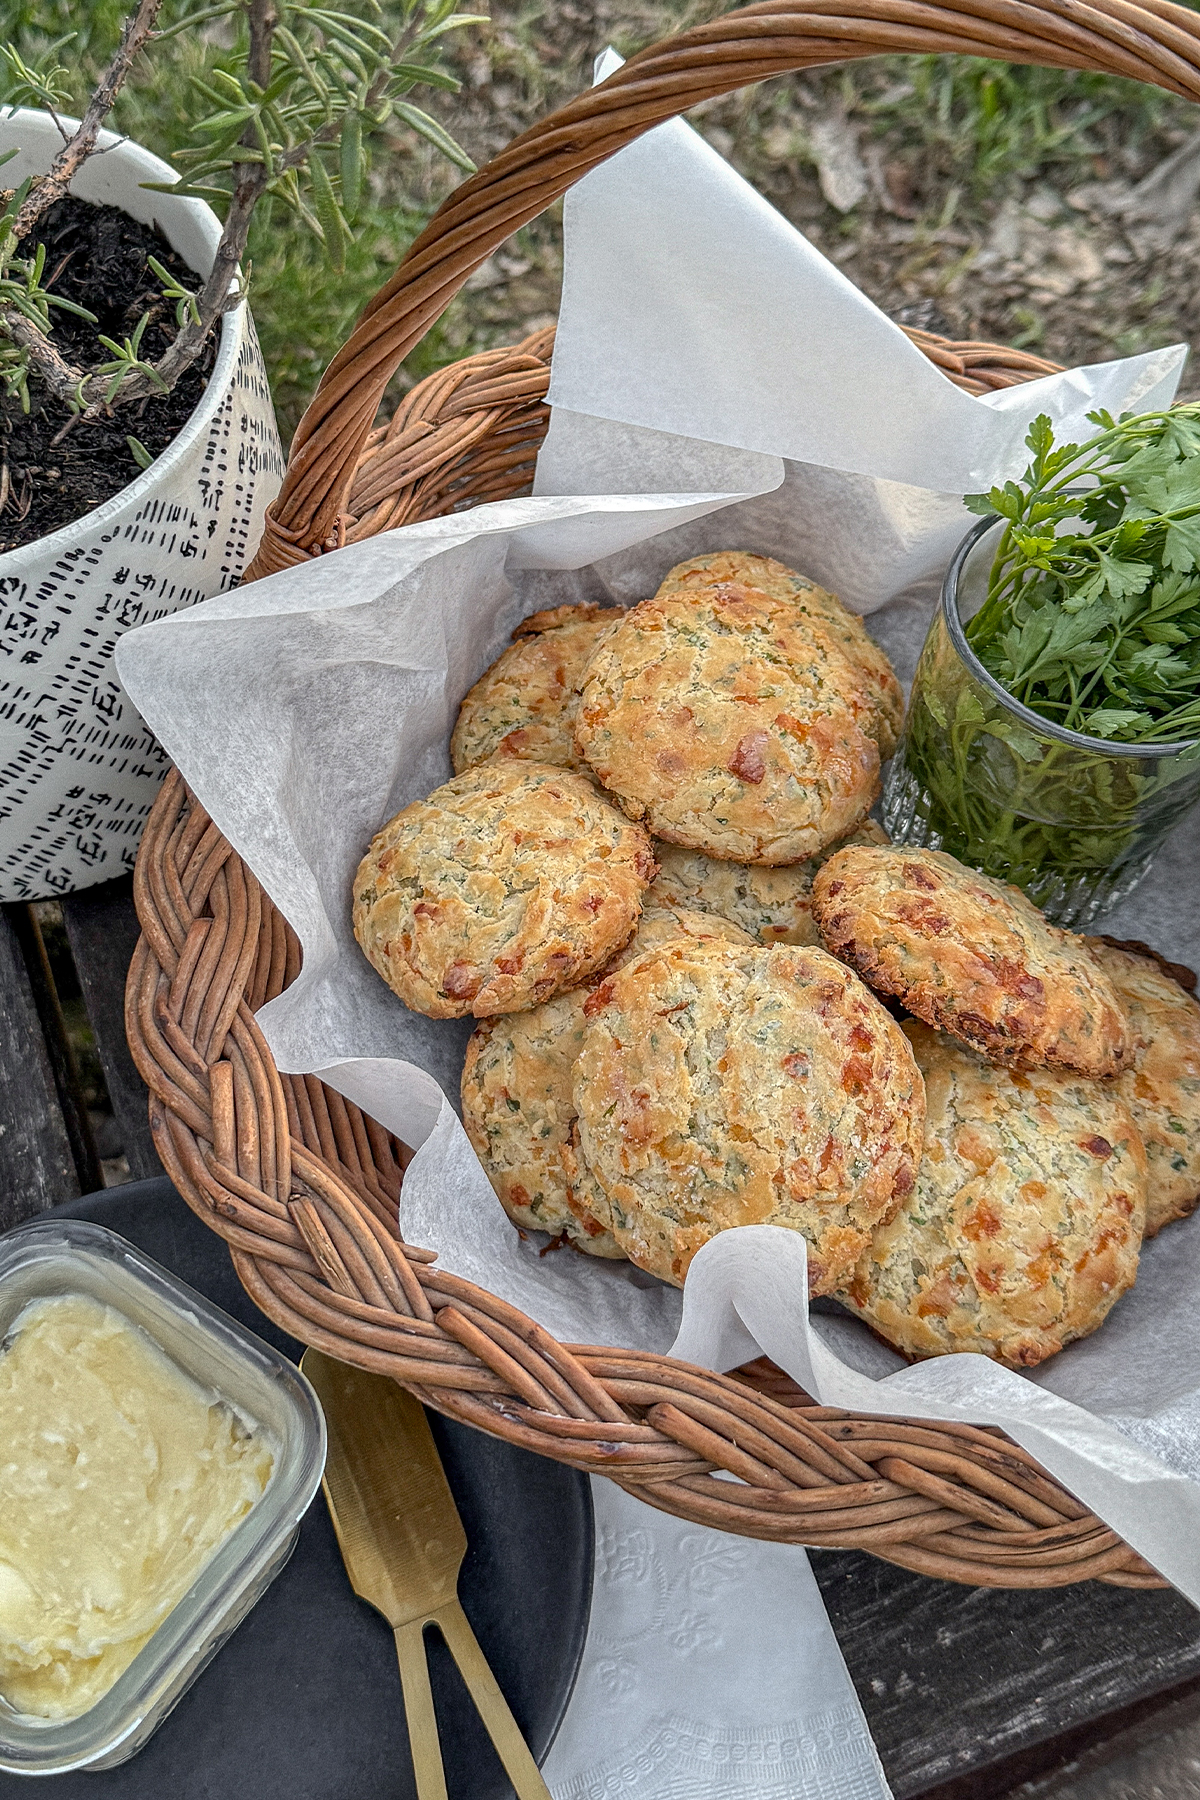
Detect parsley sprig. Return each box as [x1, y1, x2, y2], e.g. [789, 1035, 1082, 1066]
[963, 404, 1200, 744]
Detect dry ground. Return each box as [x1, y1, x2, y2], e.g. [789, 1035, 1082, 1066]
[390, 0, 1200, 403]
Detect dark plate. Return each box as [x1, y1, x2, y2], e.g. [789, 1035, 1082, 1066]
[0, 1178, 593, 1800]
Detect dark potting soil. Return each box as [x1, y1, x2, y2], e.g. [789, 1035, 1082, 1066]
[0, 194, 218, 554]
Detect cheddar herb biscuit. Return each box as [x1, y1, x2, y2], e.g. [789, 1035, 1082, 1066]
[650, 820, 888, 947]
[461, 991, 624, 1256]
[573, 941, 925, 1294]
[812, 845, 1131, 1077]
[838, 1021, 1147, 1367]
[1087, 938, 1200, 1237]
[461, 906, 753, 1255]
[658, 552, 903, 757]
[605, 896, 754, 966]
[354, 762, 655, 1019]
[513, 602, 615, 636]
[575, 584, 885, 864]
[450, 607, 622, 774]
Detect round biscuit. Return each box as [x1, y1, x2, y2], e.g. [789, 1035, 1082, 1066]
[460, 905, 753, 1256]
[450, 610, 621, 774]
[811, 845, 1131, 1076]
[574, 584, 885, 863]
[513, 602, 615, 636]
[650, 819, 888, 946]
[1087, 938, 1200, 1236]
[572, 940, 926, 1294]
[353, 761, 655, 1018]
[838, 1020, 1147, 1367]
[658, 552, 903, 756]
[460, 991, 624, 1256]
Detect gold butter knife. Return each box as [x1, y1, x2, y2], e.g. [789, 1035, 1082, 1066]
[300, 1348, 553, 1800]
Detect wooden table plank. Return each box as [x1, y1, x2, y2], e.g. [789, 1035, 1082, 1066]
[62, 877, 161, 1183]
[812, 1548, 1200, 1798]
[0, 906, 80, 1225]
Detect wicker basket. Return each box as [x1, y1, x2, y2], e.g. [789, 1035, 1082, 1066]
[126, 0, 1200, 1590]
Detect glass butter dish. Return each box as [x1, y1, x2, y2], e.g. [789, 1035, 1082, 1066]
[0, 1218, 325, 1775]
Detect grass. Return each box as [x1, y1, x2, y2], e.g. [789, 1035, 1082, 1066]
[3, 0, 1197, 439]
[855, 59, 1180, 197]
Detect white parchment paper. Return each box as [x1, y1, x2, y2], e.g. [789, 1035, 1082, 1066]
[116, 67, 1200, 1660]
[536, 49, 1186, 617]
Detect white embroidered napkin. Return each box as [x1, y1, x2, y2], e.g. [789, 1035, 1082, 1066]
[543, 1481, 892, 1800]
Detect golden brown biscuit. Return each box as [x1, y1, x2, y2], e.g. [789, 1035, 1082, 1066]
[450, 609, 622, 774]
[567, 902, 756, 1237]
[354, 762, 655, 1019]
[513, 602, 615, 636]
[461, 906, 753, 1254]
[658, 552, 904, 757]
[575, 584, 885, 864]
[604, 896, 754, 966]
[650, 820, 888, 946]
[812, 845, 1131, 1077]
[561, 1119, 616, 1240]
[1087, 939, 1200, 1237]
[460, 991, 625, 1256]
[838, 1021, 1147, 1367]
[573, 941, 925, 1294]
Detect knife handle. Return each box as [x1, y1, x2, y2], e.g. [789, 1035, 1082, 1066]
[393, 1621, 450, 1800]
[431, 1601, 553, 1800]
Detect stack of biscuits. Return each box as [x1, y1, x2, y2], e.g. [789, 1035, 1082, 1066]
[351, 552, 1200, 1370]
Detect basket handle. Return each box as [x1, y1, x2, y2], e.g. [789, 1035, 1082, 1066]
[247, 0, 1200, 577]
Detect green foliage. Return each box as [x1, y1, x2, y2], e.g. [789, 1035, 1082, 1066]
[964, 407, 1200, 744]
[95, 310, 168, 400]
[147, 253, 201, 327]
[0, 0, 482, 419]
[154, 0, 481, 259]
[861, 57, 1176, 194]
[0, 161, 97, 408]
[0, 38, 75, 118]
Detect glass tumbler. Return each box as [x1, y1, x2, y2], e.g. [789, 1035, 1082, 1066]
[882, 514, 1200, 928]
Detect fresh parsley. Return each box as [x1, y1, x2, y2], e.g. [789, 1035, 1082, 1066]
[963, 404, 1200, 744]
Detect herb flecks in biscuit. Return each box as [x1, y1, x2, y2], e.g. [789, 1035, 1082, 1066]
[353, 762, 656, 1019]
[461, 991, 625, 1257]
[812, 844, 1131, 1077]
[838, 1021, 1147, 1367]
[575, 584, 886, 864]
[451, 607, 623, 775]
[572, 941, 925, 1295]
[659, 551, 903, 757]
[650, 820, 888, 946]
[1088, 938, 1200, 1237]
[461, 906, 753, 1255]
[603, 897, 754, 968]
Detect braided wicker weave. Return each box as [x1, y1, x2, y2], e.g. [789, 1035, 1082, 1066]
[126, 0, 1200, 1587]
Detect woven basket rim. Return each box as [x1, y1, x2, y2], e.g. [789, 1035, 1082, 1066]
[124, 768, 1167, 1589]
[126, 0, 1200, 1590]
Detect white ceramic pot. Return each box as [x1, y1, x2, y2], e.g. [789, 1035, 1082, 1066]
[0, 110, 284, 901]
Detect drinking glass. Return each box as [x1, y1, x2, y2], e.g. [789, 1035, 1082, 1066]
[882, 515, 1200, 928]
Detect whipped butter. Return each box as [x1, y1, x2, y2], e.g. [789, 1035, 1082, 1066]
[0, 1293, 274, 1720]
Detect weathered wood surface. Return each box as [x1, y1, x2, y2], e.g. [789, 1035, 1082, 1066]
[9, 903, 103, 1197]
[3, 877, 1200, 1796]
[813, 1549, 1200, 1797]
[0, 906, 80, 1226]
[62, 877, 160, 1183]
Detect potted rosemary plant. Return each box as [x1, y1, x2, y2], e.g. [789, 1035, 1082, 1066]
[0, 0, 477, 900]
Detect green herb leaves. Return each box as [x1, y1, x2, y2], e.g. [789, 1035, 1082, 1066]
[964, 404, 1200, 744]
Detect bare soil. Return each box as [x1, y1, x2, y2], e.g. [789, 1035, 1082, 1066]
[0, 197, 215, 553]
